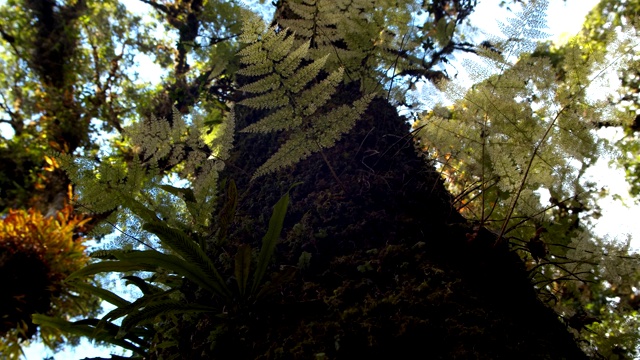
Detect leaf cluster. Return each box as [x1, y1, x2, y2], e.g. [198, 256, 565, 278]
[0, 204, 99, 358]
[413, 1, 640, 357]
[236, 14, 374, 179]
[33, 185, 294, 358]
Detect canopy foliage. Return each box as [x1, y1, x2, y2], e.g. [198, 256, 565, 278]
[0, 0, 639, 359]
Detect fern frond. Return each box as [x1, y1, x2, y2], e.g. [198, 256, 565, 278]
[67, 260, 157, 280]
[235, 14, 375, 178]
[237, 62, 274, 77]
[207, 105, 236, 163]
[119, 301, 216, 338]
[101, 289, 176, 324]
[264, 30, 296, 62]
[251, 189, 291, 294]
[238, 12, 266, 43]
[122, 275, 163, 295]
[239, 89, 289, 110]
[142, 223, 231, 298]
[239, 73, 282, 94]
[251, 93, 374, 179]
[241, 107, 300, 133]
[115, 250, 226, 297]
[68, 282, 130, 308]
[32, 315, 146, 355]
[297, 68, 344, 115]
[252, 131, 313, 179]
[286, 0, 316, 20]
[312, 93, 374, 148]
[275, 40, 311, 76]
[283, 54, 329, 92]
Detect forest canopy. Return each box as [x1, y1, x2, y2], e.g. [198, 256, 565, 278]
[1, 0, 640, 359]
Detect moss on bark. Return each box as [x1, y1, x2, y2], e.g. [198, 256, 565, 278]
[166, 86, 588, 359]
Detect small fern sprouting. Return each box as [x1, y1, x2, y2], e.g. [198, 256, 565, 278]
[236, 14, 373, 179]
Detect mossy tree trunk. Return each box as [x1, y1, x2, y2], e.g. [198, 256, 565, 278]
[176, 84, 589, 359]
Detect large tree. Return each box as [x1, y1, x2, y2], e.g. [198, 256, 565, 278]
[3, 0, 634, 358]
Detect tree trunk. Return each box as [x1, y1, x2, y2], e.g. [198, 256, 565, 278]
[171, 84, 589, 359]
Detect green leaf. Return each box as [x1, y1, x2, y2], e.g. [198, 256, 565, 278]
[73, 318, 151, 347]
[251, 186, 296, 294]
[32, 315, 146, 355]
[68, 282, 130, 308]
[101, 289, 176, 324]
[122, 275, 161, 295]
[234, 244, 251, 297]
[119, 301, 216, 337]
[67, 260, 157, 280]
[158, 184, 197, 203]
[115, 250, 229, 298]
[142, 223, 231, 298]
[217, 179, 238, 243]
[119, 193, 161, 224]
[89, 249, 122, 260]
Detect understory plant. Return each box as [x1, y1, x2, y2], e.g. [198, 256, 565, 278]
[33, 182, 295, 358]
[0, 201, 99, 358]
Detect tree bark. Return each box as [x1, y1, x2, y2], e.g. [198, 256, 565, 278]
[174, 84, 589, 359]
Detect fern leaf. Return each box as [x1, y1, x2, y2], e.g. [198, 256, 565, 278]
[142, 223, 231, 298]
[119, 301, 216, 337]
[234, 244, 252, 297]
[122, 275, 162, 295]
[252, 94, 374, 179]
[277, 18, 314, 37]
[235, 7, 372, 179]
[101, 289, 176, 324]
[275, 40, 311, 76]
[297, 68, 344, 115]
[158, 184, 197, 203]
[237, 62, 274, 77]
[238, 12, 266, 43]
[237, 42, 270, 65]
[239, 88, 289, 110]
[251, 189, 291, 294]
[264, 30, 295, 62]
[67, 260, 157, 280]
[241, 107, 301, 133]
[286, 0, 316, 20]
[217, 179, 238, 243]
[69, 282, 130, 308]
[32, 315, 145, 355]
[284, 54, 329, 93]
[252, 131, 314, 179]
[239, 73, 282, 94]
[312, 94, 374, 149]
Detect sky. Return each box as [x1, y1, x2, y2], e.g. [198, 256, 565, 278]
[19, 0, 631, 358]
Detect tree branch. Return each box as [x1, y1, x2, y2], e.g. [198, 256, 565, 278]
[137, 0, 170, 14]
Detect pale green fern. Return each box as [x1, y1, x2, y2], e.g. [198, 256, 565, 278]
[275, 0, 420, 95]
[235, 14, 373, 179]
[58, 102, 234, 242]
